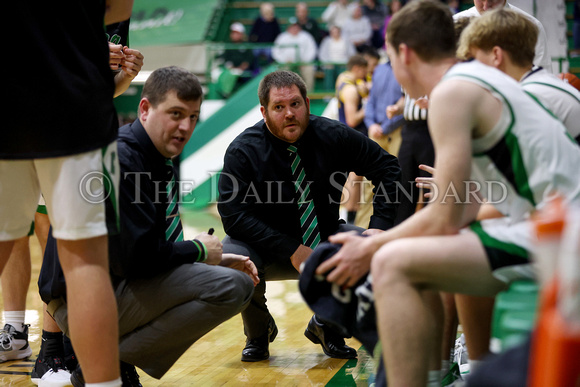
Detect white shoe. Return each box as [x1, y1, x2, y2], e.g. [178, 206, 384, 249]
[31, 355, 72, 387]
[453, 334, 470, 378]
[0, 324, 32, 362]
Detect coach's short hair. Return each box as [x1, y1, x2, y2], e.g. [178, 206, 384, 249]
[258, 70, 308, 108]
[141, 66, 203, 107]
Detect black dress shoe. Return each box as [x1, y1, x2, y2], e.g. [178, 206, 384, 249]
[241, 318, 278, 362]
[304, 315, 357, 359]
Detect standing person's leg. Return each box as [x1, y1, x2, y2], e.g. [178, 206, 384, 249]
[371, 232, 506, 387]
[57, 236, 119, 383]
[31, 208, 76, 386]
[0, 235, 32, 362]
[0, 160, 41, 361]
[2, 237, 31, 322]
[37, 144, 121, 385]
[34, 210, 51, 256]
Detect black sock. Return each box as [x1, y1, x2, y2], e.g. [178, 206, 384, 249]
[63, 335, 78, 371]
[347, 211, 357, 224]
[40, 330, 64, 358]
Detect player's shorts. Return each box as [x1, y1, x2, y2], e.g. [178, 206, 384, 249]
[464, 217, 536, 283]
[37, 194, 47, 215]
[0, 141, 120, 241]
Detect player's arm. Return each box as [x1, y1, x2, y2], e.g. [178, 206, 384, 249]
[342, 85, 366, 128]
[105, 0, 134, 25]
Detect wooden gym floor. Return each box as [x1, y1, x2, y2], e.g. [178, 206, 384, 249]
[0, 207, 375, 386]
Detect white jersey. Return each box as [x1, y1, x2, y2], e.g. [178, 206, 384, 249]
[443, 61, 580, 221]
[520, 67, 580, 140]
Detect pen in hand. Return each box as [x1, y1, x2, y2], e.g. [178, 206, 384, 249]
[208, 228, 215, 235]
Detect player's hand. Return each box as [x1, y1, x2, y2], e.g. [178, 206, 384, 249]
[368, 124, 384, 140]
[108, 43, 124, 70]
[316, 231, 376, 288]
[195, 232, 222, 265]
[386, 104, 401, 119]
[220, 253, 260, 286]
[119, 46, 144, 80]
[362, 228, 383, 236]
[415, 164, 436, 199]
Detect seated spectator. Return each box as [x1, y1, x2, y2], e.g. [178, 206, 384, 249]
[319, 26, 355, 64]
[322, 0, 358, 29]
[214, 22, 256, 97]
[342, 4, 373, 53]
[382, 0, 402, 47]
[318, 26, 356, 89]
[250, 2, 281, 64]
[272, 17, 318, 90]
[361, 0, 388, 49]
[296, 2, 324, 45]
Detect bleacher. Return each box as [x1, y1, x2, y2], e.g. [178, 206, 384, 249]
[208, 0, 331, 42]
[204, 0, 345, 99]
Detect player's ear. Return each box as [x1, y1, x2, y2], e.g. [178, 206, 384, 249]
[491, 46, 504, 68]
[399, 43, 411, 65]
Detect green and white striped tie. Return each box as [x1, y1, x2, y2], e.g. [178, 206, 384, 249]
[165, 159, 184, 242]
[288, 145, 321, 249]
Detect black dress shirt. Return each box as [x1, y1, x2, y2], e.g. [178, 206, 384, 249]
[109, 120, 205, 280]
[218, 114, 401, 260]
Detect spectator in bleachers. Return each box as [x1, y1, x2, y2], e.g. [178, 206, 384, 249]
[382, 0, 402, 47]
[321, 0, 358, 29]
[448, 0, 460, 14]
[361, 0, 388, 49]
[216, 22, 255, 93]
[295, 2, 324, 45]
[319, 26, 356, 64]
[272, 17, 318, 90]
[249, 3, 281, 65]
[342, 4, 373, 53]
[319, 26, 356, 89]
[318, 26, 356, 90]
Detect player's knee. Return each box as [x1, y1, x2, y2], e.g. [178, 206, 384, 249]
[371, 240, 411, 286]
